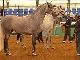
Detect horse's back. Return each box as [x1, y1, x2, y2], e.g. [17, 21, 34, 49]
[1, 16, 33, 33]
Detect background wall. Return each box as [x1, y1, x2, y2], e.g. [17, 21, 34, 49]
[0, 0, 80, 16]
[0, 0, 80, 8]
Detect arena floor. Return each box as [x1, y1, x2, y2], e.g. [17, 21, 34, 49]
[0, 35, 80, 60]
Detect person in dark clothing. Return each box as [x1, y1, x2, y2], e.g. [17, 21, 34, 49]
[63, 16, 72, 43]
[75, 16, 80, 56]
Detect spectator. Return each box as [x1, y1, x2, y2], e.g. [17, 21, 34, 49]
[63, 16, 72, 43]
[75, 16, 80, 56]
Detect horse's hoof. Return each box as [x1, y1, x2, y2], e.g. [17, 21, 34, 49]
[16, 41, 20, 44]
[70, 41, 72, 43]
[46, 46, 50, 49]
[23, 46, 26, 48]
[20, 43, 25, 46]
[32, 53, 38, 56]
[46, 47, 49, 49]
[22, 46, 27, 49]
[51, 47, 55, 49]
[5, 52, 12, 56]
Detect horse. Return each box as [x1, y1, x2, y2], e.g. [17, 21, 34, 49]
[40, 5, 65, 49]
[15, 5, 65, 48]
[0, 2, 53, 56]
[13, 5, 65, 49]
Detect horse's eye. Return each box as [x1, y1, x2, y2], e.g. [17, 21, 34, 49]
[48, 5, 51, 8]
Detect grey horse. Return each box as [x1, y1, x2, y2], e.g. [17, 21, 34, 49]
[0, 3, 53, 56]
[41, 5, 65, 49]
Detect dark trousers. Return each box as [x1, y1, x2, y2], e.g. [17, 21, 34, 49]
[63, 29, 71, 41]
[76, 33, 80, 54]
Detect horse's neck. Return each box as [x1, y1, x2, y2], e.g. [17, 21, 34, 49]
[53, 17, 56, 20]
[31, 10, 46, 25]
[43, 14, 54, 25]
[37, 11, 45, 16]
[44, 14, 53, 21]
[33, 8, 45, 17]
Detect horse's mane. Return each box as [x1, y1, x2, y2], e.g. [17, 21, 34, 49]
[36, 4, 46, 10]
[32, 3, 48, 14]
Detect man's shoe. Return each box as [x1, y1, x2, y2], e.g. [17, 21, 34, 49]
[70, 41, 72, 43]
[62, 41, 66, 43]
[77, 53, 80, 56]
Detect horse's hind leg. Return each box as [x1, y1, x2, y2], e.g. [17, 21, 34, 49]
[39, 32, 44, 43]
[48, 31, 54, 49]
[17, 33, 21, 41]
[42, 31, 48, 48]
[32, 33, 37, 56]
[4, 34, 11, 55]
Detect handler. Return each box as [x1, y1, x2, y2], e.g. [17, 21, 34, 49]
[63, 16, 72, 43]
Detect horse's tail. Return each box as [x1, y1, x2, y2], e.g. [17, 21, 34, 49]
[0, 22, 4, 51]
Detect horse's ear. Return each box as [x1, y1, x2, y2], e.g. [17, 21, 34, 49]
[47, 3, 52, 8]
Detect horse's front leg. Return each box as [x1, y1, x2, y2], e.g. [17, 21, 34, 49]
[32, 33, 37, 56]
[4, 34, 11, 56]
[48, 30, 55, 49]
[42, 31, 48, 48]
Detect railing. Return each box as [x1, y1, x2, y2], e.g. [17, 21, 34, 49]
[3, 8, 34, 16]
[2, 8, 80, 16]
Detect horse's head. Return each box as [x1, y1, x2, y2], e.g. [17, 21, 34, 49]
[52, 5, 65, 17]
[45, 2, 53, 14]
[37, 2, 53, 14]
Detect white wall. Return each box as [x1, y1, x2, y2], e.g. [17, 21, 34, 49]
[0, 0, 80, 8]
